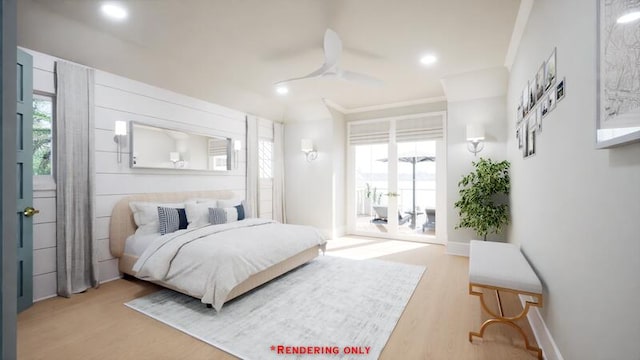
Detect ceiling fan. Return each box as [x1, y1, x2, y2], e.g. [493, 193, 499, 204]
[275, 28, 384, 88]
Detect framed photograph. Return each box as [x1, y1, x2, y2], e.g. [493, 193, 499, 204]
[522, 121, 529, 157]
[556, 78, 565, 101]
[549, 87, 557, 110]
[596, 0, 640, 148]
[541, 94, 550, 118]
[535, 63, 545, 101]
[536, 105, 543, 131]
[545, 48, 557, 91]
[522, 81, 530, 115]
[527, 119, 536, 157]
[529, 76, 537, 109]
[517, 104, 523, 123]
[517, 127, 523, 149]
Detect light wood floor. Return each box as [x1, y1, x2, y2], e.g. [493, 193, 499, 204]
[18, 237, 539, 360]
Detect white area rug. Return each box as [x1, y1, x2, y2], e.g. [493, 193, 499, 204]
[125, 255, 425, 360]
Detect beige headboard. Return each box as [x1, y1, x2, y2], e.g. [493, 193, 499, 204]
[109, 190, 236, 258]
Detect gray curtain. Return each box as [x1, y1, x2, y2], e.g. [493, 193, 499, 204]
[245, 116, 259, 218]
[55, 61, 98, 297]
[272, 122, 286, 223]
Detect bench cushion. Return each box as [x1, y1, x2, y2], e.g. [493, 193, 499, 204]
[469, 240, 542, 294]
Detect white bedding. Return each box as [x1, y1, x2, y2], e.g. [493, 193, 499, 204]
[133, 218, 326, 311]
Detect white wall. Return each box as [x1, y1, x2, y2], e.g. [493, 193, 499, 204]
[284, 118, 335, 236]
[507, 0, 640, 358]
[440, 67, 509, 247]
[445, 96, 508, 244]
[329, 107, 346, 238]
[25, 48, 247, 300]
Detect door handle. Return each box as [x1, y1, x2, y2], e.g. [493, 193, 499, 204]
[386, 192, 400, 197]
[23, 207, 40, 217]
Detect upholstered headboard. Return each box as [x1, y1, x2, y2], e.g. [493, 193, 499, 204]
[108, 190, 235, 258]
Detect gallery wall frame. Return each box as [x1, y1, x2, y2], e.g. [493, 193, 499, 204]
[596, 0, 640, 149]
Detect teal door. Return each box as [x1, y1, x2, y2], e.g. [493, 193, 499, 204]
[16, 49, 34, 313]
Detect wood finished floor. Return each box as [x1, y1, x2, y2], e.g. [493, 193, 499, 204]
[18, 237, 539, 360]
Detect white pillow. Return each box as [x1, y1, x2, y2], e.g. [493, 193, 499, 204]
[217, 199, 241, 208]
[129, 201, 184, 235]
[185, 200, 217, 228]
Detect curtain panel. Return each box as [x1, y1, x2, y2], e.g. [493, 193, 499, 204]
[55, 61, 98, 297]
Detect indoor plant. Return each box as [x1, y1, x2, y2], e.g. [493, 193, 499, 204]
[454, 158, 510, 241]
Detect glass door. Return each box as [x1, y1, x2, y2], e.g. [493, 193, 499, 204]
[347, 114, 444, 243]
[353, 142, 400, 237]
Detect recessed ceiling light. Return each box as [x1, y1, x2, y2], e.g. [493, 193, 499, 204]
[617, 11, 640, 24]
[101, 2, 128, 21]
[275, 85, 289, 95]
[420, 54, 438, 66]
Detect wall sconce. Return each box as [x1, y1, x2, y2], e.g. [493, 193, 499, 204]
[466, 124, 485, 156]
[233, 140, 241, 168]
[113, 120, 128, 163]
[301, 138, 318, 162]
[169, 152, 180, 167]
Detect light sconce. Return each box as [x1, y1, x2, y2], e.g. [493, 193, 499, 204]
[169, 152, 180, 167]
[466, 124, 485, 157]
[301, 138, 318, 162]
[113, 120, 128, 163]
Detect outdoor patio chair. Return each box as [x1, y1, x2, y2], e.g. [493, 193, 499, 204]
[372, 206, 412, 225]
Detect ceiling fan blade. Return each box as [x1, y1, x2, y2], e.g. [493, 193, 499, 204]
[274, 62, 333, 85]
[340, 70, 384, 86]
[324, 28, 342, 68]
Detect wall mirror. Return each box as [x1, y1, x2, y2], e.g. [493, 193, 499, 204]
[130, 122, 232, 171]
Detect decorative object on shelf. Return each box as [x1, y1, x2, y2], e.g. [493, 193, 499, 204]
[596, 0, 640, 148]
[113, 120, 128, 163]
[454, 158, 510, 241]
[466, 124, 485, 156]
[301, 138, 318, 162]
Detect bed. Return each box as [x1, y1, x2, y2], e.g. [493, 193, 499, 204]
[109, 190, 326, 310]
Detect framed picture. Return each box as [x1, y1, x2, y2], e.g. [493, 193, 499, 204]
[541, 94, 550, 118]
[522, 81, 530, 115]
[522, 121, 529, 157]
[535, 63, 545, 101]
[529, 76, 537, 109]
[596, 0, 640, 148]
[517, 104, 523, 123]
[527, 119, 536, 157]
[545, 48, 557, 91]
[549, 87, 557, 110]
[556, 78, 565, 101]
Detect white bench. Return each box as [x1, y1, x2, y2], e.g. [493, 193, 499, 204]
[468, 240, 543, 359]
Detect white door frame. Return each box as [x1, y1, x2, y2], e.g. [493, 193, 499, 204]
[346, 112, 448, 245]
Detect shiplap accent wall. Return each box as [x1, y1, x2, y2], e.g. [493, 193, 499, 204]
[25, 48, 248, 300]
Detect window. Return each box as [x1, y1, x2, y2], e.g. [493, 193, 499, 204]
[33, 94, 54, 176]
[258, 139, 273, 179]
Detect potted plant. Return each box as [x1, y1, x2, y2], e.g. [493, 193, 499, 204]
[454, 158, 510, 241]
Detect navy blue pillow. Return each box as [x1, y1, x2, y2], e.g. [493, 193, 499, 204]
[235, 204, 245, 220]
[157, 207, 188, 235]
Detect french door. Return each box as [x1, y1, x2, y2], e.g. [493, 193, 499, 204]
[347, 113, 446, 244]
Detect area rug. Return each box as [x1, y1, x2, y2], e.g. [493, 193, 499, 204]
[125, 255, 425, 359]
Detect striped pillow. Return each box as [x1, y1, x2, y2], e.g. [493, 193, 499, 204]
[157, 207, 188, 235]
[209, 207, 239, 225]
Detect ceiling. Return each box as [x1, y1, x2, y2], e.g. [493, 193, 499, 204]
[17, 0, 520, 120]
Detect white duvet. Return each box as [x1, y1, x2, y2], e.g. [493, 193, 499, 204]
[132, 219, 326, 311]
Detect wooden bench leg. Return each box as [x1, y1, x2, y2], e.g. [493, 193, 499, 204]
[469, 284, 543, 360]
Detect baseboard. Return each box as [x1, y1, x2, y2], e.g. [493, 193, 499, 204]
[445, 241, 469, 257]
[519, 295, 564, 360]
[34, 293, 58, 303]
[99, 275, 123, 284]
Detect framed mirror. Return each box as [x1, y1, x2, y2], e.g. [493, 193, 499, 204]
[130, 122, 232, 171]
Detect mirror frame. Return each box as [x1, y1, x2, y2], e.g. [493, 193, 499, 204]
[129, 122, 233, 171]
